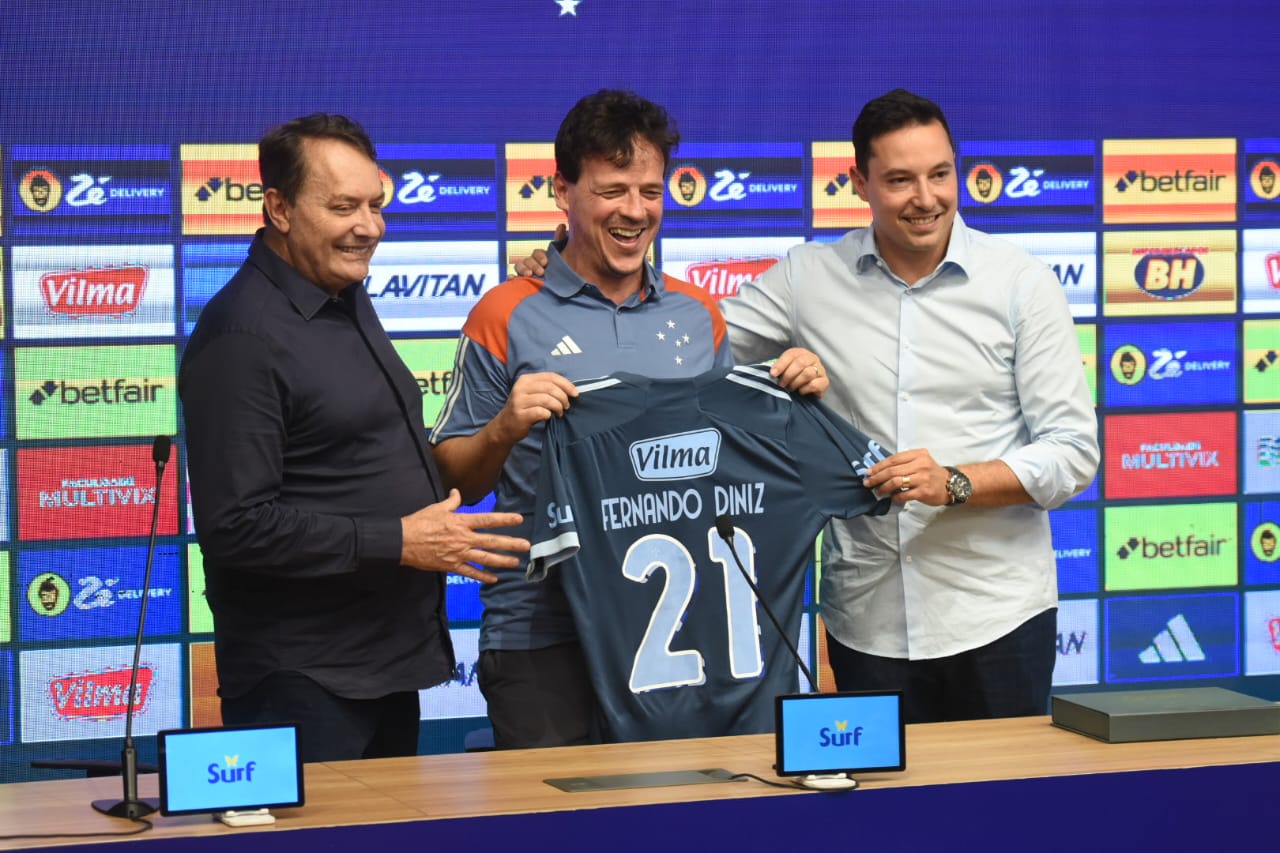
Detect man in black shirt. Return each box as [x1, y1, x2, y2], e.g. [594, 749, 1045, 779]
[180, 114, 528, 762]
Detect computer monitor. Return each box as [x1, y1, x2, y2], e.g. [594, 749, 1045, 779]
[774, 691, 905, 777]
[157, 723, 305, 816]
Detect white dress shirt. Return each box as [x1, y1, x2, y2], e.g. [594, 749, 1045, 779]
[721, 216, 1099, 658]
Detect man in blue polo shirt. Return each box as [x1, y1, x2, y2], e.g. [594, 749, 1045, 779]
[431, 89, 825, 749]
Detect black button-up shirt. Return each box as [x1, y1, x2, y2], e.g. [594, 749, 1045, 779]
[180, 232, 453, 699]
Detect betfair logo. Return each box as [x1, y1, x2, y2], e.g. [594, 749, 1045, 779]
[193, 177, 263, 202]
[1255, 351, 1278, 373]
[517, 175, 554, 200]
[822, 171, 853, 197]
[1114, 169, 1226, 193]
[29, 379, 163, 406]
[818, 720, 863, 747]
[1134, 254, 1204, 298]
[1115, 533, 1228, 560]
[415, 370, 453, 396]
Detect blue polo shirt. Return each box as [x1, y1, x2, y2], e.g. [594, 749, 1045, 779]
[431, 245, 733, 650]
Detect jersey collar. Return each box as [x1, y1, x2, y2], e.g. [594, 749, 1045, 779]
[542, 241, 664, 304]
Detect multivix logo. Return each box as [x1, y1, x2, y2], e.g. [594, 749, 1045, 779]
[819, 720, 863, 747]
[629, 428, 721, 481]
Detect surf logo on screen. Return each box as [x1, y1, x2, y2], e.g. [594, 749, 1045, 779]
[818, 719, 863, 748]
[208, 755, 257, 784]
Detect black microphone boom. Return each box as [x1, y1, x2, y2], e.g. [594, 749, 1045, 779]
[714, 514, 816, 692]
[92, 436, 171, 819]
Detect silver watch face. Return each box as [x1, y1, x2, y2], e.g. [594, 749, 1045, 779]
[947, 468, 972, 503]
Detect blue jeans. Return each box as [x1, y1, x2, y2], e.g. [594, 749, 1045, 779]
[825, 608, 1057, 724]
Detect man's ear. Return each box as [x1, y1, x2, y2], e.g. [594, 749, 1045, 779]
[849, 167, 869, 203]
[552, 172, 570, 214]
[263, 188, 291, 233]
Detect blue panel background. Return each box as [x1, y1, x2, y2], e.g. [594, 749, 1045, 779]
[1102, 321, 1238, 407]
[0, 0, 1277, 783]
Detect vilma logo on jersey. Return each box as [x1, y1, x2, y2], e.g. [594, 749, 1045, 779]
[630, 428, 721, 481]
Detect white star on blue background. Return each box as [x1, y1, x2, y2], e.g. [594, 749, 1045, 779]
[556, 0, 581, 16]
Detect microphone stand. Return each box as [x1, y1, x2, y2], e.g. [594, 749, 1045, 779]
[92, 437, 170, 819]
[714, 515, 816, 692]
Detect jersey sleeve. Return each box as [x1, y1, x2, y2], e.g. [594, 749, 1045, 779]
[429, 333, 510, 442]
[527, 413, 581, 581]
[789, 396, 894, 520]
[431, 279, 542, 443]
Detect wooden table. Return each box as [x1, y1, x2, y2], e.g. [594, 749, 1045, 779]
[2, 716, 1276, 851]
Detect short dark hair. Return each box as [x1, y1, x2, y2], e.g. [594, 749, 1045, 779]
[259, 113, 377, 204]
[853, 89, 955, 175]
[555, 89, 679, 183]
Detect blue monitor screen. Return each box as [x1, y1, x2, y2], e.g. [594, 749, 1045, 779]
[774, 692, 905, 776]
[158, 724, 304, 816]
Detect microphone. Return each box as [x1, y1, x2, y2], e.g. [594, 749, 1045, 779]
[92, 436, 171, 819]
[714, 514, 816, 692]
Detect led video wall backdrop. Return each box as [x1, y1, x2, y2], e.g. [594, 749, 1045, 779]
[0, 1, 1276, 781]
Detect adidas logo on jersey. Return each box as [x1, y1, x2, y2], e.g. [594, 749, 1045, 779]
[1138, 613, 1205, 663]
[551, 335, 582, 356]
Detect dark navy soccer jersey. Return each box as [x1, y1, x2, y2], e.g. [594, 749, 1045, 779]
[529, 364, 893, 743]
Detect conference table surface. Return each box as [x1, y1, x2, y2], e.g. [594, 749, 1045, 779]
[2, 715, 1278, 850]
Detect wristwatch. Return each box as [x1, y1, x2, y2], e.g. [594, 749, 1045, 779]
[944, 466, 972, 505]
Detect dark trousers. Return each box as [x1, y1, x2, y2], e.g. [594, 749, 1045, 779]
[477, 642, 599, 749]
[220, 671, 420, 763]
[826, 608, 1057, 724]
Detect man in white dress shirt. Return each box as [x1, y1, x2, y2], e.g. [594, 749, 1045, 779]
[722, 88, 1099, 723]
